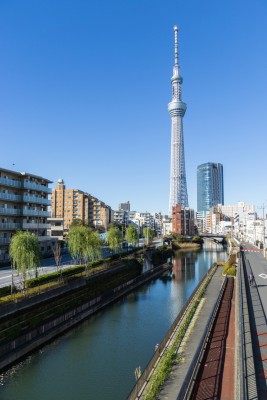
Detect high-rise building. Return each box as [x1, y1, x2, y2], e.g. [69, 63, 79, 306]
[197, 163, 224, 212]
[168, 25, 188, 215]
[0, 167, 53, 263]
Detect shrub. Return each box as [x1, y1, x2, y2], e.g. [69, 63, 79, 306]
[0, 285, 15, 297]
[226, 266, 236, 277]
[228, 254, 236, 266]
[222, 263, 230, 275]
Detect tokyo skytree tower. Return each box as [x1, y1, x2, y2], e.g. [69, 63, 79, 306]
[168, 25, 188, 215]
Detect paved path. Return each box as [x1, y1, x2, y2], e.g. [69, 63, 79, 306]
[220, 283, 235, 399]
[158, 266, 224, 399]
[242, 246, 267, 397]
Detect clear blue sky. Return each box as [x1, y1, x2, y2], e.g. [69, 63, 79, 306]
[0, 0, 266, 214]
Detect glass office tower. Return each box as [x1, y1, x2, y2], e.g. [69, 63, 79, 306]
[197, 163, 224, 212]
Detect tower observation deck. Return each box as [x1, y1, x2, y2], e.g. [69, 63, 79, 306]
[168, 25, 188, 215]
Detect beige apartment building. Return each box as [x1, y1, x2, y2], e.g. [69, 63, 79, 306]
[51, 179, 112, 235]
[0, 167, 54, 263]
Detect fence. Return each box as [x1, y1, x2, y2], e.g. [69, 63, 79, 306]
[127, 265, 217, 400]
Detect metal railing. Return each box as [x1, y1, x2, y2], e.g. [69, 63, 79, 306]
[23, 181, 52, 193]
[239, 255, 248, 400]
[0, 207, 21, 216]
[176, 276, 227, 400]
[22, 209, 51, 217]
[0, 193, 21, 202]
[23, 195, 50, 205]
[22, 223, 50, 230]
[0, 238, 11, 245]
[0, 177, 21, 188]
[127, 267, 217, 400]
[0, 223, 22, 230]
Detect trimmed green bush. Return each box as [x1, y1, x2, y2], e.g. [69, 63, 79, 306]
[225, 266, 236, 277]
[0, 285, 15, 297]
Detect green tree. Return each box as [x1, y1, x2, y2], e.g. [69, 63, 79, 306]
[143, 227, 153, 245]
[68, 225, 102, 265]
[125, 225, 138, 247]
[9, 231, 41, 289]
[107, 226, 122, 254]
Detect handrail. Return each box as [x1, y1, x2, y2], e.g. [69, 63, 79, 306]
[239, 254, 247, 399]
[176, 275, 227, 399]
[127, 266, 216, 400]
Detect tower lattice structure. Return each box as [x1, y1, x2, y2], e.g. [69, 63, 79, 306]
[168, 25, 188, 216]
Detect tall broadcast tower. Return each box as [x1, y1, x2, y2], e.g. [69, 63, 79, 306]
[168, 25, 188, 216]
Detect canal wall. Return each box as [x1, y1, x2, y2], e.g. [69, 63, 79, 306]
[127, 265, 224, 400]
[0, 263, 171, 372]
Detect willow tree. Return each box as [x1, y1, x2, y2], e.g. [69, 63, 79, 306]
[143, 227, 154, 245]
[107, 226, 122, 254]
[68, 225, 102, 265]
[125, 225, 138, 247]
[9, 231, 41, 289]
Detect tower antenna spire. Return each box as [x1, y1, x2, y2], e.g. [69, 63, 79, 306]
[174, 25, 179, 66]
[168, 25, 188, 215]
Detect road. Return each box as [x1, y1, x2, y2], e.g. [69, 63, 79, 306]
[241, 241, 267, 397]
[0, 238, 163, 290]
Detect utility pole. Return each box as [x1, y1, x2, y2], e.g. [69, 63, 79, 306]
[258, 203, 266, 253]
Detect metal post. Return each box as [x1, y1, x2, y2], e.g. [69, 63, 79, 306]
[11, 264, 14, 298]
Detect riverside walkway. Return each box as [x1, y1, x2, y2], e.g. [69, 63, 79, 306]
[158, 246, 267, 400]
[158, 266, 225, 399]
[241, 245, 267, 398]
[129, 244, 267, 400]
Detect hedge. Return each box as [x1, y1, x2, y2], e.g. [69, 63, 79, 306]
[0, 285, 16, 297]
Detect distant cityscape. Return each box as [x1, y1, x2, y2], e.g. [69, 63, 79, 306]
[0, 162, 265, 265]
[0, 26, 265, 264]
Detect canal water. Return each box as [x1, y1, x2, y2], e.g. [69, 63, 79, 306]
[0, 243, 226, 400]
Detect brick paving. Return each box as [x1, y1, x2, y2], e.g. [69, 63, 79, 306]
[190, 278, 234, 400]
[220, 285, 235, 399]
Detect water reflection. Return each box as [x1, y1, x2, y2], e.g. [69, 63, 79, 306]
[0, 245, 227, 400]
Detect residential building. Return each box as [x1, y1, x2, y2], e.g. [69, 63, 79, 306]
[0, 167, 53, 263]
[172, 204, 195, 236]
[47, 217, 64, 241]
[113, 210, 128, 226]
[162, 216, 172, 236]
[118, 201, 130, 212]
[51, 179, 112, 234]
[89, 196, 112, 231]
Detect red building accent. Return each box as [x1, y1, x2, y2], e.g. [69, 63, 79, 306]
[172, 204, 195, 236]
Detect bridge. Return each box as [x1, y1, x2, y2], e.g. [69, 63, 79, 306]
[129, 242, 267, 400]
[199, 233, 226, 239]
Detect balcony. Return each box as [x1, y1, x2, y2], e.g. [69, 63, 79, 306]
[22, 209, 51, 217]
[23, 195, 51, 205]
[0, 237, 11, 245]
[0, 207, 21, 216]
[22, 223, 50, 230]
[0, 193, 21, 202]
[0, 223, 22, 230]
[0, 177, 21, 188]
[23, 181, 52, 194]
[36, 235, 53, 242]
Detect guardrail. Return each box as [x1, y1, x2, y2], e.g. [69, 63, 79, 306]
[176, 276, 227, 399]
[239, 255, 248, 399]
[127, 266, 217, 400]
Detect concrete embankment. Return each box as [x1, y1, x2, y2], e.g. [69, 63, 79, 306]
[0, 262, 171, 373]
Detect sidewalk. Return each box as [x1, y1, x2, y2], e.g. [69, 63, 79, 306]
[158, 266, 224, 399]
[242, 250, 267, 398]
